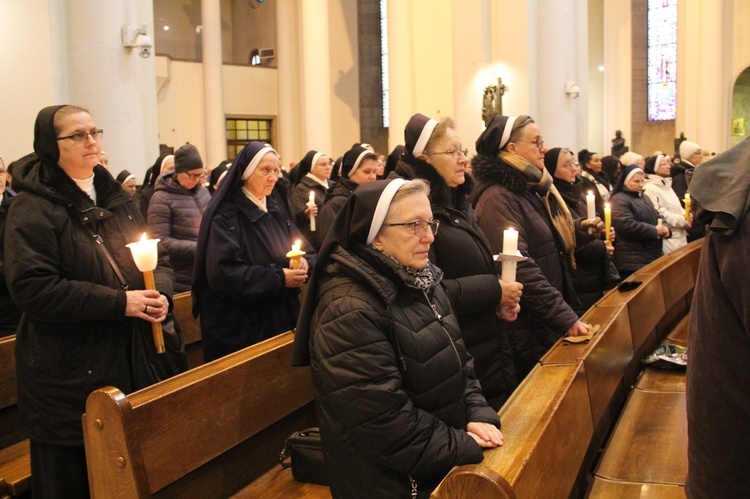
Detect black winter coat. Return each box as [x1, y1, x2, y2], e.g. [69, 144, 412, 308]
[148, 172, 211, 291]
[0, 194, 21, 336]
[394, 158, 516, 409]
[317, 177, 357, 244]
[610, 190, 664, 278]
[291, 175, 327, 250]
[197, 190, 313, 362]
[309, 244, 500, 499]
[5, 160, 173, 444]
[470, 154, 580, 380]
[554, 177, 609, 313]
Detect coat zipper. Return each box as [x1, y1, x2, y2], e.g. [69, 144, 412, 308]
[422, 290, 461, 369]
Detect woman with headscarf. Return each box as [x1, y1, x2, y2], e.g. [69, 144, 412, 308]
[610, 163, 671, 279]
[643, 154, 691, 254]
[193, 141, 314, 362]
[470, 115, 592, 380]
[547, 148, 614, 313]
[4, 105, 173, 496]
[116, 169, 138, 197]
[686, 138, 750, 498]
[384, 144, 405, 179]
[136, 153, 174, 220]
[290, 150, 332, 250]
[392, 113, 522, 409]
[317, 144, 379, 241]
[207, 160, 230, 195]
[293, 179, 503, 498]
[601, 155, 623, 188]
[578, 149, 611, 217]
[147, 144, 211, 292]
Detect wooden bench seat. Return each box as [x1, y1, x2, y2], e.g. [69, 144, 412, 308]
[431, 240, 702, 498]
[83, 331, 324, 498]
[0, 336, 30, 498]
[171, 291, 203, 370]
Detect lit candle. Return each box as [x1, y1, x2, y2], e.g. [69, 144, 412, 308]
[126, 233, 165, 354]
[604, 202, 612, 246]
[684, 193, 691, 220]
[308, 191, 316, 232]
[286, 239, 306, 270]
[586, 190, 596, 221]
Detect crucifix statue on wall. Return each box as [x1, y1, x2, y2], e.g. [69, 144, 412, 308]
[482, 77, 507, 127]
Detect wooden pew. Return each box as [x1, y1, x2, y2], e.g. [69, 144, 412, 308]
[83, 331, 327, 498]
[171, 291, 203, 370]
[431, 240, 702, 498]
[0, 335, 31, 497]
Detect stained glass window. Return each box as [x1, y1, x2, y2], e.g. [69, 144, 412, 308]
[647, 0, 678, 121]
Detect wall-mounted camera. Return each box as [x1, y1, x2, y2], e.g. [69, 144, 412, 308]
[122, 24, 153, 59]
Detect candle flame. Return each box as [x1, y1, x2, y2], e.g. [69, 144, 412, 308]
[588, 190, 594, 195]
[140, 232, 147, 242]
[292, 239, 301, 252]
[605, 202, 610, 209]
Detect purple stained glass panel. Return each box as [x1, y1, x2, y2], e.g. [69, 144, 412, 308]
[647, 0, 678, 121]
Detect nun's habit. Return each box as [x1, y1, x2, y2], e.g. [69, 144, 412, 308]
[293, 179, 500, 499]
[290, 150, 329, 250]
[193, 141, 314, 362]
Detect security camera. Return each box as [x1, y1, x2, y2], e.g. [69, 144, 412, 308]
[135, 33, 153, 58]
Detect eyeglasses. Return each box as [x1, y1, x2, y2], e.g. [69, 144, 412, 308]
[56, 129, 104, 144]
[424, 148, 469, 160]
[514, 137, 544, 150]
[387, 219, 440, 236]
[257, 167, 282, 177]
[184, 171, 207, 180]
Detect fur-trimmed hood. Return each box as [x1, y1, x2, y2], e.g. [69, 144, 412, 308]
[470, 153, 531, 204]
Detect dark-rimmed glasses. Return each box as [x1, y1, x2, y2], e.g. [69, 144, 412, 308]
[424, 148, 468, 160]
[514, 137, 544, 150]
[183, 171, 207, 180]
[387, 219, 440, 236]
[56, 129, 104, 144]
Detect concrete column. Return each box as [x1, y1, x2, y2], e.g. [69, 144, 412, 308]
[67, 0, 159, 181]
[201, 0, 227, 167]
[300, 0, 332, 153]
[275, 0, 303, 166]
[387, 0, 415, 151]
[603, 0, 631, 154]
[695, 1, 726, 153]
[535, 0, 584, 150]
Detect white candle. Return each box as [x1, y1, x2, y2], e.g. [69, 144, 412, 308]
[126, 233, 160, 272]
[308, 191, 316, 232]
[586, 191, 596, 221]
[604, 202, 612, 245]
[502, 228, 518, 256]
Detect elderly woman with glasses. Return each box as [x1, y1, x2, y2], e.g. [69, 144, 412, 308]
[471, 115, 593, 380]
[4, 105, 174, 497]
[391, 113, 523, 409]
[293, 179, 502, 498]
[147, 144, 211, 292]
[193, 141, 314, 362]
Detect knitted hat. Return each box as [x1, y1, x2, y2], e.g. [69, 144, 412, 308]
[174, 144, 203, 173]
[404, 113, 439, 156]
[679, 140, 701, 160]
[342, 145, 377, 178]
[475, 115, 518, 156]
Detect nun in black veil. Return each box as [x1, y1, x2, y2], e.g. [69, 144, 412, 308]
[293, 179, 502, 498]
[193, 141, 314, 362]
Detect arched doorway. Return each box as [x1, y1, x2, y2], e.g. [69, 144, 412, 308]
[730, 66, 750, 147]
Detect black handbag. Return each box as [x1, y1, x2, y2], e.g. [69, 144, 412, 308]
[86, 227, 188, 390]
[279, 427, 330, 486]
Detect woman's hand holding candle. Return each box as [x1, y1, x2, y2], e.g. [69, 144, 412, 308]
[125, 290, 168, 322]
[126, 233, 165, 353]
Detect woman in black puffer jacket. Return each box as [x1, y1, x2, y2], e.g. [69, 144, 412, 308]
[293, 179, 502, 499]
[610, 164, 671, 278]
[392, 113, 522, 409]
[147, 144, 211, 291]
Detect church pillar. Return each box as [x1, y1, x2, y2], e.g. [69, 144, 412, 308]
[300, 0, 332, 154]
[386, 0, 415, 152]
[201, 0, 227, 167]
[276, 0, 303, 165]
[67, 0, 158, 179]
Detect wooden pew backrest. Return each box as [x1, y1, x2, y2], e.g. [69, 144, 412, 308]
[83, 332, 314, 498]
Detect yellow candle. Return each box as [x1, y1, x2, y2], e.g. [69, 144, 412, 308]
[126, 233, 165, 354]
[604, 202, 611, 245]
[684, 193, 691, 220]
[286, 239, 306, 269]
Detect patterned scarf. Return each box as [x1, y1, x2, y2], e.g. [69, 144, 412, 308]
[499, 151, 577, 268]
[404, 265, 435, 290]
